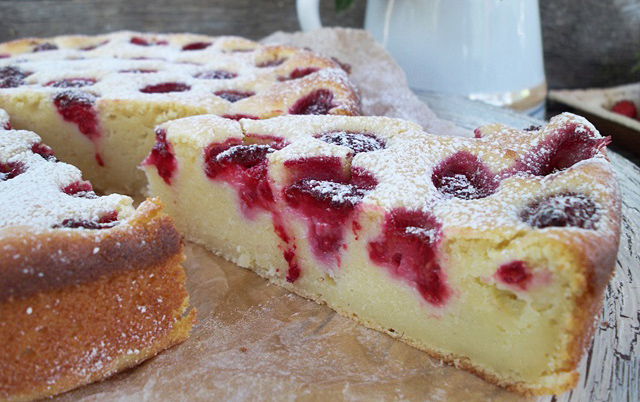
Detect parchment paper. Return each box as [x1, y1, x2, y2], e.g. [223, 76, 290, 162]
[54, 29, 530, 402]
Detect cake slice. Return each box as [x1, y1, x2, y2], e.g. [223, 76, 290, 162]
[142, 113, 620, 395]
[0, 111, 195, 402]
[0, 31, 360, 194]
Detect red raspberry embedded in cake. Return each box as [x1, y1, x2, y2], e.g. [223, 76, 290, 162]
[432, 151, 498, 200]
[283, 166, 377, 267]
[511, 122, 611, 176]
[130, 37, 168, 46]
[496, 261, 533, 291]
[0, 161, 26, 181]
[214, 90, 255, 103]
[55, 211, 119, 230]
[283, 156, 347, 183]
[53, 90, 100, 141]
[0, 54, 9, 59]
[316, 131, 386, 154]
[195, 70, 237, 80]
[368, 209, 449, 306]
[519, 192, 599, 229]
[204, 138, 285, 217]
[46, 78, 96, 88]
[2, 121, 11, 130]
[31, 143, 56, 161]
[62, 180, 97, 198]
[221, 114, 259, 121]
[289, 89, 334, 115]
[33, 42, 58, 52]
[182, 42, 213, 51]
[140, 82, 191, 94]
[611, 100, 637, 119]
[0, 66, 31, 88]
[142, 129, 177, 185]
[278, 67, 319, 81]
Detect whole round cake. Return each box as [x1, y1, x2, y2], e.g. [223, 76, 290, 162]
[0, 31, 360, 194]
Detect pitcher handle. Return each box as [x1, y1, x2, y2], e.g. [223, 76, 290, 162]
[296, 0, 323, 31]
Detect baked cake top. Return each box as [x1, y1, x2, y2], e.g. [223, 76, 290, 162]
[0, 118, 133, 230]
[0, 31, 360, 118]
[147, 112, 620, 302]
[0, 108, 182, 302]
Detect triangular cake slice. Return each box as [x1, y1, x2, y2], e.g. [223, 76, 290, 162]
[0, 110, 195, 402]
[0, 31, 359, 194]
[142, 112, 620, 395]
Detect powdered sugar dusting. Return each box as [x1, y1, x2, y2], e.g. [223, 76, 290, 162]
[0, 119, 133, 229]
[0, 31, 360, 116]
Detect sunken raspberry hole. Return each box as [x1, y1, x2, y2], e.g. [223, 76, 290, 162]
[119, 69, 158, 74]
[278, 67, 319, 81]
[514, 122, 611, 176]
[520, 192, 599, 230]
[45, 78, 96, 88]
[496, 261, 533, 291]
[221, 114, 259, 121]
[33, 42, 58, 52]
[130, 37, 168, 46]
[62, 180, 96, 198]
[432, 151, 498, 200]
[53, 90, 100, 141]
[542, 124, 611, 175]
[256, 57, 287, 68]
[0, 66, 31, 88]
[140, 82, 191, 94]
[203, 137, 286, 218]
[182, 42, 212, 51]
[368, 209, 449, 307]
[289, 89, 334, 115]
[194, 70, 237, 80]
[316, 131, 386, 154]
[214, 90, 255, 103]
[204, 137, 286, 180]
[31, 143, 56, 161]
[55, 211, 119, 230]
[0, 161, 26, 181]
[143, 129, 177, 185]
[80, 41, 108, 51]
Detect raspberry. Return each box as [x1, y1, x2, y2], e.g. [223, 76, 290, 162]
[611, 100, 637, 119]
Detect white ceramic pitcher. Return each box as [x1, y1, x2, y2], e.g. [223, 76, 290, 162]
[297, 0, 547, 118]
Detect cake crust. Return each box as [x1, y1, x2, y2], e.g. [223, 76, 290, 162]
[0, 115, 195, 401]
[0, 199, 183, 302]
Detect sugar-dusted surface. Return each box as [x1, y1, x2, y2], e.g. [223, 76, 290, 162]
[0, 31, 361, 194]
[0, 126, 133, 229]
[0, 31, 359, 115]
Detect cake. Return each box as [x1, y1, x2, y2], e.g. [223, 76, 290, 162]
[0, 31, 360, 194]
[0, 111, 195, 402]
[142, 112, 621, 395]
